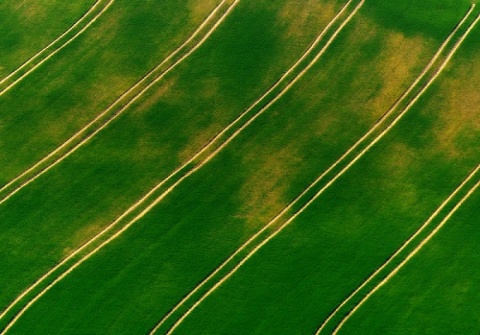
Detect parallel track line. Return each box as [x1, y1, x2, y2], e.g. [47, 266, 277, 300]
[159, 2, 366, 334]
[149, 0, 360, 332]
[0, 0, 115, 97]
[0, 2, 240, 333]
[331, 176, 480, 335]
[0, 0, 104, 87]
[163, 6, 479, 335]
[316, 165, 480, 334]
[0, 0, 356, 332]
[0, 0, 228, 324]
[0, 0, 227, 204]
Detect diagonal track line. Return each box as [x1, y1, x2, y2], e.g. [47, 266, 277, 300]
[159, 6, 479, 335]
[0, 0, 114, 97]
[312, 8, 480, 334]
[167, 10, 476, 322]
[0, 0, 358, 332]
[157, 2, 366, 334]
[0, 1, 242, 334]
[0, 0, 355, 321]
[330, 174, 480, 335]
[0, 0, 227, 205]
[315, 165, 480, 334]
[0, 0, 227, 324]
[0, 0, 104, 88]
[148, 0, 360, 332]
[322, 13, 480, 334]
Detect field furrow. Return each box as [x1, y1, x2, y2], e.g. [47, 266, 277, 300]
[335, 180, 480, 335]
[316, 165, 480, 334]
[1, 2, 363, 329]
[2, 1, 472, 334]
[0, 0, 220, 187]
[159, 13, 479, 334]
[154, 5, 479, 334]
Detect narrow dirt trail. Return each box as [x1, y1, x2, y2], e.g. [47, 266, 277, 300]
[318, 13, 480, 335]
[0, 0, 114, 97]
[0, 2, 242, 333]
[314, 8, 480, 335]
[315, 165, 480, 335]
[148, 0, 360, 332]
[315, 165, 480, 334]
[163, 12, 477, 330]
[0, 0, 356, 332]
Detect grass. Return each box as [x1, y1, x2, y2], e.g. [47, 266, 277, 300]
[0, 0, 96, 78]
[0, 0, 219, 185]
[3, 1, 473, 333]
[1, 0, 479, 334]
[339, 189, 480, 335]
[165, 22, 480, 334]
[364, 0, 473, 40]
[0, 0, 352, 330]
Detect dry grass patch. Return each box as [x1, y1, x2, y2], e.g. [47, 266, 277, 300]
[276, 0, 338, 41]
[188, 0, 220, 22]
[345, 14, 433, 122]
[11, 0, 62, 22]
[234, 144, 302, 233]
[130, 73, 182, 116]
[372, 30, 433, 108]
[430, 55, 480, 159]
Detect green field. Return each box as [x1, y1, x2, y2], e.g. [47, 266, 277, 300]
[0, 0, 479, 334]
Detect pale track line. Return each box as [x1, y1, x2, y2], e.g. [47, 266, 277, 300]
[0, 0, 227, 204]
[331, 177, 480, 335]
[315, 7, 479, 334]
[0, 2, 242, 334]
[0, 0, 114, 97]
[160, 2, 366, 334]
[151, 2, 474, 334]
[151, 4, 477, 333]
[0, 0, 358, 331]
[149, 0, 359, 332]
[326, 15, 480, 335]
[317, 166, 479, 334]
[161, 6, 480, 335]
[0, 0, 104, 87]
[0, 0, 228, 324]
[315, 164, 480, 334]
[3, 1, 471, 333]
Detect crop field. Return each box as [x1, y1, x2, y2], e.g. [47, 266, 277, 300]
[0, 0, 479, 334]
